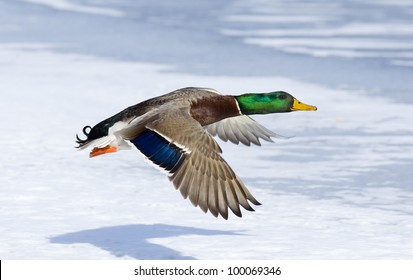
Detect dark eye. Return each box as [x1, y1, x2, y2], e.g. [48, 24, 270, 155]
[279, 94, 287, 100]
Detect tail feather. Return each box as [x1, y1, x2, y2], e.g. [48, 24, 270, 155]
[75, 125, 92, 148]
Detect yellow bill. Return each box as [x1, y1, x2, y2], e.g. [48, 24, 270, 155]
[291, 98, 317, 111]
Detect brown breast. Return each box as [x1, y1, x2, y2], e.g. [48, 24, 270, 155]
[189, 95, 241, 126]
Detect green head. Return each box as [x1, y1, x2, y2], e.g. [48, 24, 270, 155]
[234, 91, 317, 115]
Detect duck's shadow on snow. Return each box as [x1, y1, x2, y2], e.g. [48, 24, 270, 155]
[50, 224, 237, 260]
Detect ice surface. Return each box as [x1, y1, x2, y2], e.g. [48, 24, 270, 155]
[1, 0, 413, 259]
[224, 0, 413, 67]
[23, 0, 124, 17]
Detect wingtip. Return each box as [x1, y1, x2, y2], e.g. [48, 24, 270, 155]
[221, 213, 229, 220]
[249, 198, 262, 206]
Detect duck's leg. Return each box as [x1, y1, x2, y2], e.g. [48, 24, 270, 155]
[89, 145, 118, 157]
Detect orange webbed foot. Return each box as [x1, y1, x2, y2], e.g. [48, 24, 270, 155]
[89, 145, 118, 158]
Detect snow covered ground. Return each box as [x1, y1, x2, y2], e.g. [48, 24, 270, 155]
[1, 0, 413, 259]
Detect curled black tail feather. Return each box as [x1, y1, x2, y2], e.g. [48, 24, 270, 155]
[75, 125, 92, 148]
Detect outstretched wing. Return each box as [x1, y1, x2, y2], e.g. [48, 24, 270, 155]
[122, 107, 260, 219]
[205, 115, 280, 146]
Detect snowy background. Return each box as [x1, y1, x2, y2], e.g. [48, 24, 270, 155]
[1, 0, 413, 259]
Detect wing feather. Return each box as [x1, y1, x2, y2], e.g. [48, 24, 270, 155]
[139, 108, 260, 219]
[122, 106, 259, 219]
[205, 115, 280, 146]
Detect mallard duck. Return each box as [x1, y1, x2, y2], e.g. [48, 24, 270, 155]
[76, 87, 316, 219]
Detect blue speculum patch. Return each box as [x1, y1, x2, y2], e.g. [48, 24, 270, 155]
[130, 129, 185, 172]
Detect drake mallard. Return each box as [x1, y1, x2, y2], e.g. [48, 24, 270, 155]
[76, 87, 316, 219]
